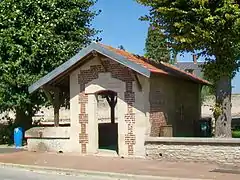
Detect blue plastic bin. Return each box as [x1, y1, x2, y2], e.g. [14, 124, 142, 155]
[14, 127, 23, 148]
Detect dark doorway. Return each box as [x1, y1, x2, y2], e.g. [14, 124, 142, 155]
[96, 90, 118, 153]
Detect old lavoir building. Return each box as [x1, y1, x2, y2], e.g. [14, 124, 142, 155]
[26, 42, 209, 157]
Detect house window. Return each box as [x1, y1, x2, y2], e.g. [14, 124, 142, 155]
[185, 69, 194, 74]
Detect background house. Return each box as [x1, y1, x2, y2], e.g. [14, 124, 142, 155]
[175, 55, 204, 77]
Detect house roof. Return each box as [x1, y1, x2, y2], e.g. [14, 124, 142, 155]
[99, 43, 168, 75]
[175, 62, 204, 77]
[28, 42, 210, 93]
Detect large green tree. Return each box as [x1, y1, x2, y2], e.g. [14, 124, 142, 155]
[137, 0, 240, 137]
[0, 0, 100, 130]
[145, 25, 170, 63]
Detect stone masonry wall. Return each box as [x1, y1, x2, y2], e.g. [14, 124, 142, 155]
[27, 138, 70, 152]
[77, 56, 136, 155]
[145, 137, 240, 165]
[25, 127, 70, 153]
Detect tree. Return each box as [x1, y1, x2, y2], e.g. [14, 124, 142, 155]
[137, 0, 240, 137]
[145, 25, 170, 63]
[0, 0, 100, 130]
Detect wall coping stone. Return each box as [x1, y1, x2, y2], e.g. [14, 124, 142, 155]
[25, 127, 70, 139]
[145, 137, 240, 145]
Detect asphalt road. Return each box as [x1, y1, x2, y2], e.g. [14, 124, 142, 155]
[0, 166, 192, 180]
[0, 166, 119, 180]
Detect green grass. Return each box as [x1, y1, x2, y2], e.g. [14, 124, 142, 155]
[232, 130, 240, 138]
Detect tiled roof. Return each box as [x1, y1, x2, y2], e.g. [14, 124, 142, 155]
[99, 43, 210, 85]
[160, 61, 210, 84]
[29, 42, 210, 93]
[99, 44, 168, 75]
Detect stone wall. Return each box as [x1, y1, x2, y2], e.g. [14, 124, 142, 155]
[25, 127, 70, 152]
[27, 138, 70, 152]
[145, 137, 240, 166]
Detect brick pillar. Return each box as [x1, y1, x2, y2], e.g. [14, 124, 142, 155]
[79, 83, 88, 154]
[124, 81, 136, 155]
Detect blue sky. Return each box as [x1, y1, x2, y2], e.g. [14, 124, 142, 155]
[92, 0, 240, 94]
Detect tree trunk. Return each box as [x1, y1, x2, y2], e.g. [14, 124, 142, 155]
[215, 76, 232, 137]
[15, 108, 33, 131]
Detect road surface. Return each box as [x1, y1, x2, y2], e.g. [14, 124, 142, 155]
[0, 166, 117, 180]
[0, 166, 207, 180]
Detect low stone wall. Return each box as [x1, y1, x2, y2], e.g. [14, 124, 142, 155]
[25, 127, 70, 153]
[145, 137, 240, 166]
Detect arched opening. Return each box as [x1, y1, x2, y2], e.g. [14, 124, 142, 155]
[96, 90, 118, 154]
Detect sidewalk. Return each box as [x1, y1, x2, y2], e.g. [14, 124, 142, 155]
[0, 150, 239, 180]
[0, 145, 24, 154]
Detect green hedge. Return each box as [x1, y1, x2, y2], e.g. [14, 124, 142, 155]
[232, 130, 240, 138]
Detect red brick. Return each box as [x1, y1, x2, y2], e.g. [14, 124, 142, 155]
[79, 133, 88, 144]
[150, 99, 167, 136]
[80, 104, 86, 114]
[79, 93, 88, 103]
[81, 123, 86, 134]
[81, 144, 87, 153]
[126, 81, 133, 92]
[79, 114, 88, 124]
[125, 134, 136, 145]
[124, 91, 135, 102]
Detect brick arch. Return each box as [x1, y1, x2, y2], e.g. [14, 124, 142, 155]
[96, 90, 117, 95]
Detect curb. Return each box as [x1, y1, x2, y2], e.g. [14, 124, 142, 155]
[0, 162, 212, 180]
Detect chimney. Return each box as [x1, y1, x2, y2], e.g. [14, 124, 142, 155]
[193, 54, 197, 64]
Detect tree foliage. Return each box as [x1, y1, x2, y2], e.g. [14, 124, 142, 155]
[0, 0, 100, 129]
[137, 0, 240, 137]
[118, 45, 126, 51]
[145, 25, 170, 63]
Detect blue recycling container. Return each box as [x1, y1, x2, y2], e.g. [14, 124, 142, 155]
[14, 127, 23, 148]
